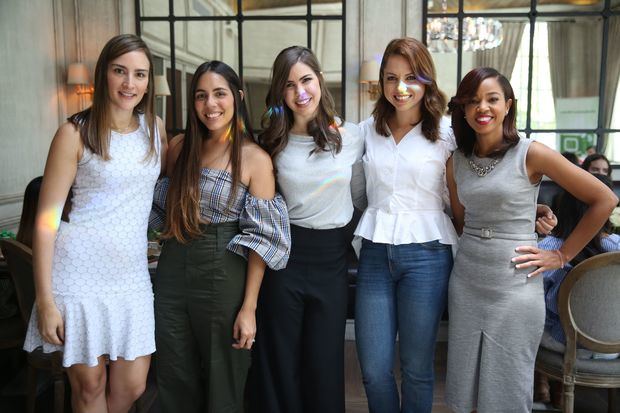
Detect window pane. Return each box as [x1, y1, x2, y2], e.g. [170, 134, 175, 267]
[528, 22, 556, 130]
[243, 20, 307, 128]
[534, 18, 601, 130]
[530, 132, 558, 152]
[141, 22, 171, 52]
[311, 20, 342, 115]
[140, 0, 169, 16]
[533, 131, 598, 158]
[509, 23, 531, 130]
[165, 21, 239, 130]
[173, 0, 236, 16]
[432, 52, 457, 101]
[604, 16, 620, 129]
[312, 1, 342, 16]
[604, 133, 620, 164]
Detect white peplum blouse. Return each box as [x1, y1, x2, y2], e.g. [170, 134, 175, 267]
[354, 116, 458, 253]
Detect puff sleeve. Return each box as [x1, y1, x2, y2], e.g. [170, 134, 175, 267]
[148, 176, 169, 232]
[227, 192, 291, 270]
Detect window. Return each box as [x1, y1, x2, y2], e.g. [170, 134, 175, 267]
[136, 0, 345, 135]
[424, 0, 620, 164]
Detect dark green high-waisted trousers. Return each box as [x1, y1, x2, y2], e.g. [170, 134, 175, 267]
[154, 222, 249, 413]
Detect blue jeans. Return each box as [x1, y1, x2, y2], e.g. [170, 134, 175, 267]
[355, 239, 453, 413]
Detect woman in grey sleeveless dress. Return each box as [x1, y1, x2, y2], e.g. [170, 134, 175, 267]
[444, 67, 617, 413]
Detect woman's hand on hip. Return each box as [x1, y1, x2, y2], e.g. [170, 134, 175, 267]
[512, 245, 565, 278]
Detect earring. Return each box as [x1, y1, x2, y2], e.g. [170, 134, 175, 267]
[505, 110, 508, 115]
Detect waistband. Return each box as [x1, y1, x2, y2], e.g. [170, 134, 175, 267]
[463, 226, 537, 241]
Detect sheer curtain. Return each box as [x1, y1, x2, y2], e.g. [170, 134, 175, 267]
[548, 20, 601, 100]
[474, 21, 525, 78]
[549, 18, 620, 155]
[603, 16, 620, 158]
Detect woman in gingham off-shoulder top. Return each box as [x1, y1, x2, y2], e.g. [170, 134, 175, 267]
[149, 61, 290, 413]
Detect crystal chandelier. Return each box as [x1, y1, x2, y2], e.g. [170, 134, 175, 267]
[426, 0, 503, 53]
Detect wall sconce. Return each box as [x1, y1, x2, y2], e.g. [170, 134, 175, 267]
[67, 62, 93, 95]
[154, 75, 171, 96]
[360, 60, 381, 100]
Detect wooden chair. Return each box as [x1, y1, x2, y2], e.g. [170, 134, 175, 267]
[535, 251, 620, 413]
[0, 239, 65, 413]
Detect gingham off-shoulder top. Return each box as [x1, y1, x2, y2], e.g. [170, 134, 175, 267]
[149, 168, 291, 270]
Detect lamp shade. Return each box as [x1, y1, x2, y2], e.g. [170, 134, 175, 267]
[154, 75, 171, 96]
[359, 60, 380, 83]
[67, 63, 90, 85]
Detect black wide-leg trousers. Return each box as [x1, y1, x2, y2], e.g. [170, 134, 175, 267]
[249, 224, 348, 413]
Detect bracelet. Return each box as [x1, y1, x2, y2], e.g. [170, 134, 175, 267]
[552, 249, 565, 268]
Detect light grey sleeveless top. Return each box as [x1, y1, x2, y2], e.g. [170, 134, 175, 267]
[452, 137, 540, 234]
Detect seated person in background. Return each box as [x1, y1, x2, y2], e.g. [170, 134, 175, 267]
[16, 176, 72, 247]
[550, 152, 581, 212]
[582, 153, 611, 178]
[536, 173, 619, 405]
[2, 177, 69, 320]
[561, 151, 579, 166]
[16, 177, 43, 248]
[585, 145, 597, 156]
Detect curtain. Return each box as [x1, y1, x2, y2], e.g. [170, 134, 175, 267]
[548, 20, 601, 100]
[474, 21, 525, 78]
[603, 16, 620, 129]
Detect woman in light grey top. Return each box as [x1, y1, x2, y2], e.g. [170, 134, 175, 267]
[248, 45, 363, 413]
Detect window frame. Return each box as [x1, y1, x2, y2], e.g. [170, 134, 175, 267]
[135, 0, 346, 135]
[422, 0, 620, 159]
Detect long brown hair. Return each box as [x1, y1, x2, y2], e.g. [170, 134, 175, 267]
[448, 67, 519, 157]
[373, 38, 446, 142]
[16, 177, 42, 248]
[68, 34, 156, 161]
[259, 46, 342, 160]
[163, 61, 254, 243]
[553, 174, 613, 266]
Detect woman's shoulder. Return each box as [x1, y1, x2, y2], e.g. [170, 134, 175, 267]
[358, 116, 375, 133]
[242, 139, 274, 173]
[436, 116, 456, 149]
[339, 120, 363, 145]
[53, 121, 82, 150]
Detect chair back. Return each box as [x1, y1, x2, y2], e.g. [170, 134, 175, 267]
[0, 239, 35, 328]
[558, 250, 620, 355]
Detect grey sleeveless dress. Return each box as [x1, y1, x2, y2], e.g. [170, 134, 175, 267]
[445, 138, 546, 413]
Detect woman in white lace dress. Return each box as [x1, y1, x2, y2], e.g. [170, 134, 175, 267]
[24, 34, 166, 412]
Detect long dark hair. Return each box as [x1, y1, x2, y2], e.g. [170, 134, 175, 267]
[259, 46, 342, 160]
[582, 153, 611, 177]
[448, 67, 520, 157]
[68, 34, 156, 161]
[163, 60, 253, 243]
[553, 174, 613, 266]
[16, 177, 43, 248]
[373, 37, 446, 142]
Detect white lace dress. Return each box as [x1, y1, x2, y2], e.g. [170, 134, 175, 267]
[24, 114, 160, 367]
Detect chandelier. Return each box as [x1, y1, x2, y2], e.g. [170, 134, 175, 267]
[426, 0, 503, 53]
